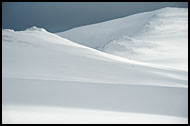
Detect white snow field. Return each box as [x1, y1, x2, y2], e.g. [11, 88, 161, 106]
[57, 7, 188, 71]
[2, 25, 188, 124]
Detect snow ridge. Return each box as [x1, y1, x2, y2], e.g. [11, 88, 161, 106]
[2, 29, 14, 32]
[25, 26, 47, 32]
[56, 7, 188, 71]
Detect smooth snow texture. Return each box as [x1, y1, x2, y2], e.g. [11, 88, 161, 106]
[2, 105, 188, 124]
[57, 7, 188, 71]
[2, 26, 188, 124]
[2, 28, 188, 87]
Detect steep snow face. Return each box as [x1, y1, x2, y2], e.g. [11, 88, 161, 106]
[56, 7, 188, 71]
[2, 28, 188, 123]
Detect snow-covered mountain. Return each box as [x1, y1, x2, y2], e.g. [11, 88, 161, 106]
[2, 26, 188, 123]
[56, 7, 188, 71]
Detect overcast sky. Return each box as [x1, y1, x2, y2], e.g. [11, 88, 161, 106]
[2, 2, 188, 33]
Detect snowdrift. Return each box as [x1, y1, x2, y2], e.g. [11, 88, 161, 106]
[2, 26, 188, 123]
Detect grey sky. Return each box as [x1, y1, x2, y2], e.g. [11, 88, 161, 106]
[2, 2, 188, 33]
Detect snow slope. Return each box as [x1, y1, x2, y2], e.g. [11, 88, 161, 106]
[2, 27, 188, 124]
[56, 7, 188, 71]
[3, 105, 187, 124]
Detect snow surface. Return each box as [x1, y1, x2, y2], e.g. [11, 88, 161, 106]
[57, 7, 188, 71]
[2, 24, 188, 124]
[24, 26, 47, 32]
[3, 105, 187, 124]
